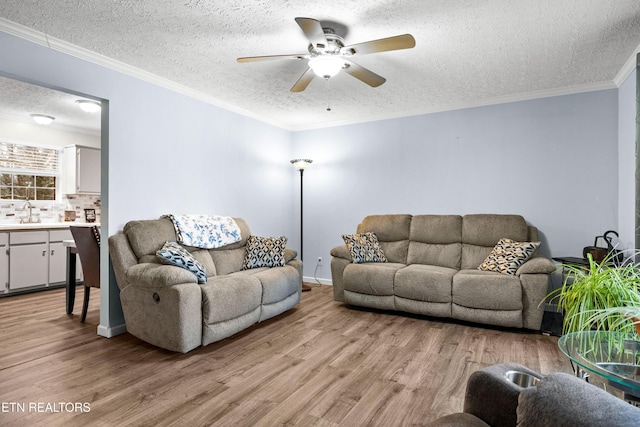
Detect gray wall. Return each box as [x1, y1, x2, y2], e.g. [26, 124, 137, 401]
[618, 66, 636, 250]
[293, 90, 620, 281]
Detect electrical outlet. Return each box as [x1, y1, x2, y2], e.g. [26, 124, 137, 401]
[317, 257, 323, 266]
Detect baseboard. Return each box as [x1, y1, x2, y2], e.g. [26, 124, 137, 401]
[97, 323, 127, 338]
[303, 276, 332, 286]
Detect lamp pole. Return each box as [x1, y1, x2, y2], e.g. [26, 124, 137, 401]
[299, 167, 304, 261]
[290, 159, 313, 292]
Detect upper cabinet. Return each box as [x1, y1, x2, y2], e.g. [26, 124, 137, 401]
[61, 145, 101, 194]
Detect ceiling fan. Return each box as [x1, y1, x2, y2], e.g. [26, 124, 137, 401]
[237, 17, 416, 92]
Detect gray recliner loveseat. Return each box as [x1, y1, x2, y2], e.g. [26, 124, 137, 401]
[109, 217, 302, 353]
[429, 363, 640, 426]
[331, 214, 555, 330]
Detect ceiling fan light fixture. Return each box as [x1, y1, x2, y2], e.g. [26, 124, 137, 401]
[76, 100, 101, 113]
[30, 114, 55, 125]
[308, 56, 344, 78]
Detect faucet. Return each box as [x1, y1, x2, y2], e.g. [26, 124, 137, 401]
[20, 198, 40, 224]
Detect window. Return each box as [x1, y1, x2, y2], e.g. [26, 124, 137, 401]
[0, 142, 59, 201]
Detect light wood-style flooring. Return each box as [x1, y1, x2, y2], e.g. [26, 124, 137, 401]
[0, 284, 572, 426]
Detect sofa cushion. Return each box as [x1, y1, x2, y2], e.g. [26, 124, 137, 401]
[407, 215, 462, 269]
[356, 214, 411, 263]
[517, 372, 640, 426]
[408, 242, 462, 269]
[453, 270, 522, 311]
[461, 215, 529, 269]
[246, 265, 301, 305]
[342, 232, 388, 263]
[462, 215, 529, 246]
[201, 275, 262, 325]
[124, 218, 177, 259]
[409, 215, 462, 244]
[156, 241, 207, 284]
[395, 264, 456, 303]
[210, 247, 246, 276]
[242, 235, 287, 269]
[478, 238, 540, 275]
[357, 214, 412, 241]
[344, 263, 405, 296]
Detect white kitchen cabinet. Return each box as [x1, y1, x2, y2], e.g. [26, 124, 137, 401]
[49, 229, 82, 284]
[62, 145, 101, 194]
[0, 233, 7, 294]
[9, 231, 48, 290]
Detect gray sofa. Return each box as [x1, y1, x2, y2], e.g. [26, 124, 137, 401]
[109, 217, 302, 353]
[331, 214, 555, 330]
[430, 363, 640, 426]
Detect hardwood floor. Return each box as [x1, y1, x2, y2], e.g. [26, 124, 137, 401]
[0, 284, 572, 426]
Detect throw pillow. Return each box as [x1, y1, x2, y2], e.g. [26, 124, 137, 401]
[156, 241, 207, 284]
[478, 238, 540, 275]
[342, 232, 388, 264]
[242, 235, 288, 270]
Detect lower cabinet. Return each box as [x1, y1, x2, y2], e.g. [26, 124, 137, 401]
[49, 229, 83, 284]
[0, 233, 8, 294]
[9, 231, 48, 290]
[6, 229, 83, 293]
[49, 241, 68, 284]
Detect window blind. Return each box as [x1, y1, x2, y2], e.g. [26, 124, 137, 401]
[0, 142, 59, 174]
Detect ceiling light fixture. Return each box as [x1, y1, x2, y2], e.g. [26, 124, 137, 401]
[76, 100, 101, 113]
[30, 114, 55, 125]
[308, 56, 344, 78]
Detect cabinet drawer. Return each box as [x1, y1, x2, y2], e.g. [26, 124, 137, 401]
[10, 231, 48, 245]
[0, 233, 7, 246]
[50, 229, 72, 242]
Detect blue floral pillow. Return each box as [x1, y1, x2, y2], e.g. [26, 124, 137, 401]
[156, 241, 207, 284]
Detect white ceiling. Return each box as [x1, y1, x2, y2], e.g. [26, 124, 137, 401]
[1, 1, 640, 131]
[0, 76, 101, 135]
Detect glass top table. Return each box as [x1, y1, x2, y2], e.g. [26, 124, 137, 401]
[558, 331, 640, 400]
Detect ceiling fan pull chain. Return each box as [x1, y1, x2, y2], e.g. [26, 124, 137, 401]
[326, 77, 332, 112]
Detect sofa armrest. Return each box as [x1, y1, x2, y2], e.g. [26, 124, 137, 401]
[517, 372, 640, 426]
[464, 363, 542, 427]
[284, 248, 298, 264]
[516, 255, 556, 276]
[108, 232, 139, 290]
[127, 263, 198, 289]
[330, 245, 351, 261]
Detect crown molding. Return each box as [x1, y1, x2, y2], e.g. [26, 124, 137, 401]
[614, 43, 640, 87]
[0, 18, 630, 133]
[289, 81, 618, 131]
[0, 19, 291, 130]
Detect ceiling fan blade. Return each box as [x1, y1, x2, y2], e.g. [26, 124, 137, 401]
[343, 60, 386, 87]
[295, 17, 328, 48]
[237, 54, 307, 63]
[341, 34, 416, 55]
[290, 68, 316, 92]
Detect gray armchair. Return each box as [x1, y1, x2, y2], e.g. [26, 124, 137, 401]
[430, 363, 640, 427]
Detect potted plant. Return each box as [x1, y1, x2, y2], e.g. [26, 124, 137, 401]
[544, 251, 640, 335]
[582, 304, 640, 336]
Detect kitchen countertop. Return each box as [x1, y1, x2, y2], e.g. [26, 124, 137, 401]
[0, 222, 100, 231]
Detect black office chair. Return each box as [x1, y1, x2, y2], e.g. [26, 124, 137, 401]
[69, 226, 100, 322]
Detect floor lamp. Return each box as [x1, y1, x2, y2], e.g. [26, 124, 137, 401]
[291, 159, 313, 292]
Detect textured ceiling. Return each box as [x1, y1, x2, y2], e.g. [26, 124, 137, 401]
[1, 1, 640, 131]
[0, 76, 101, 134]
